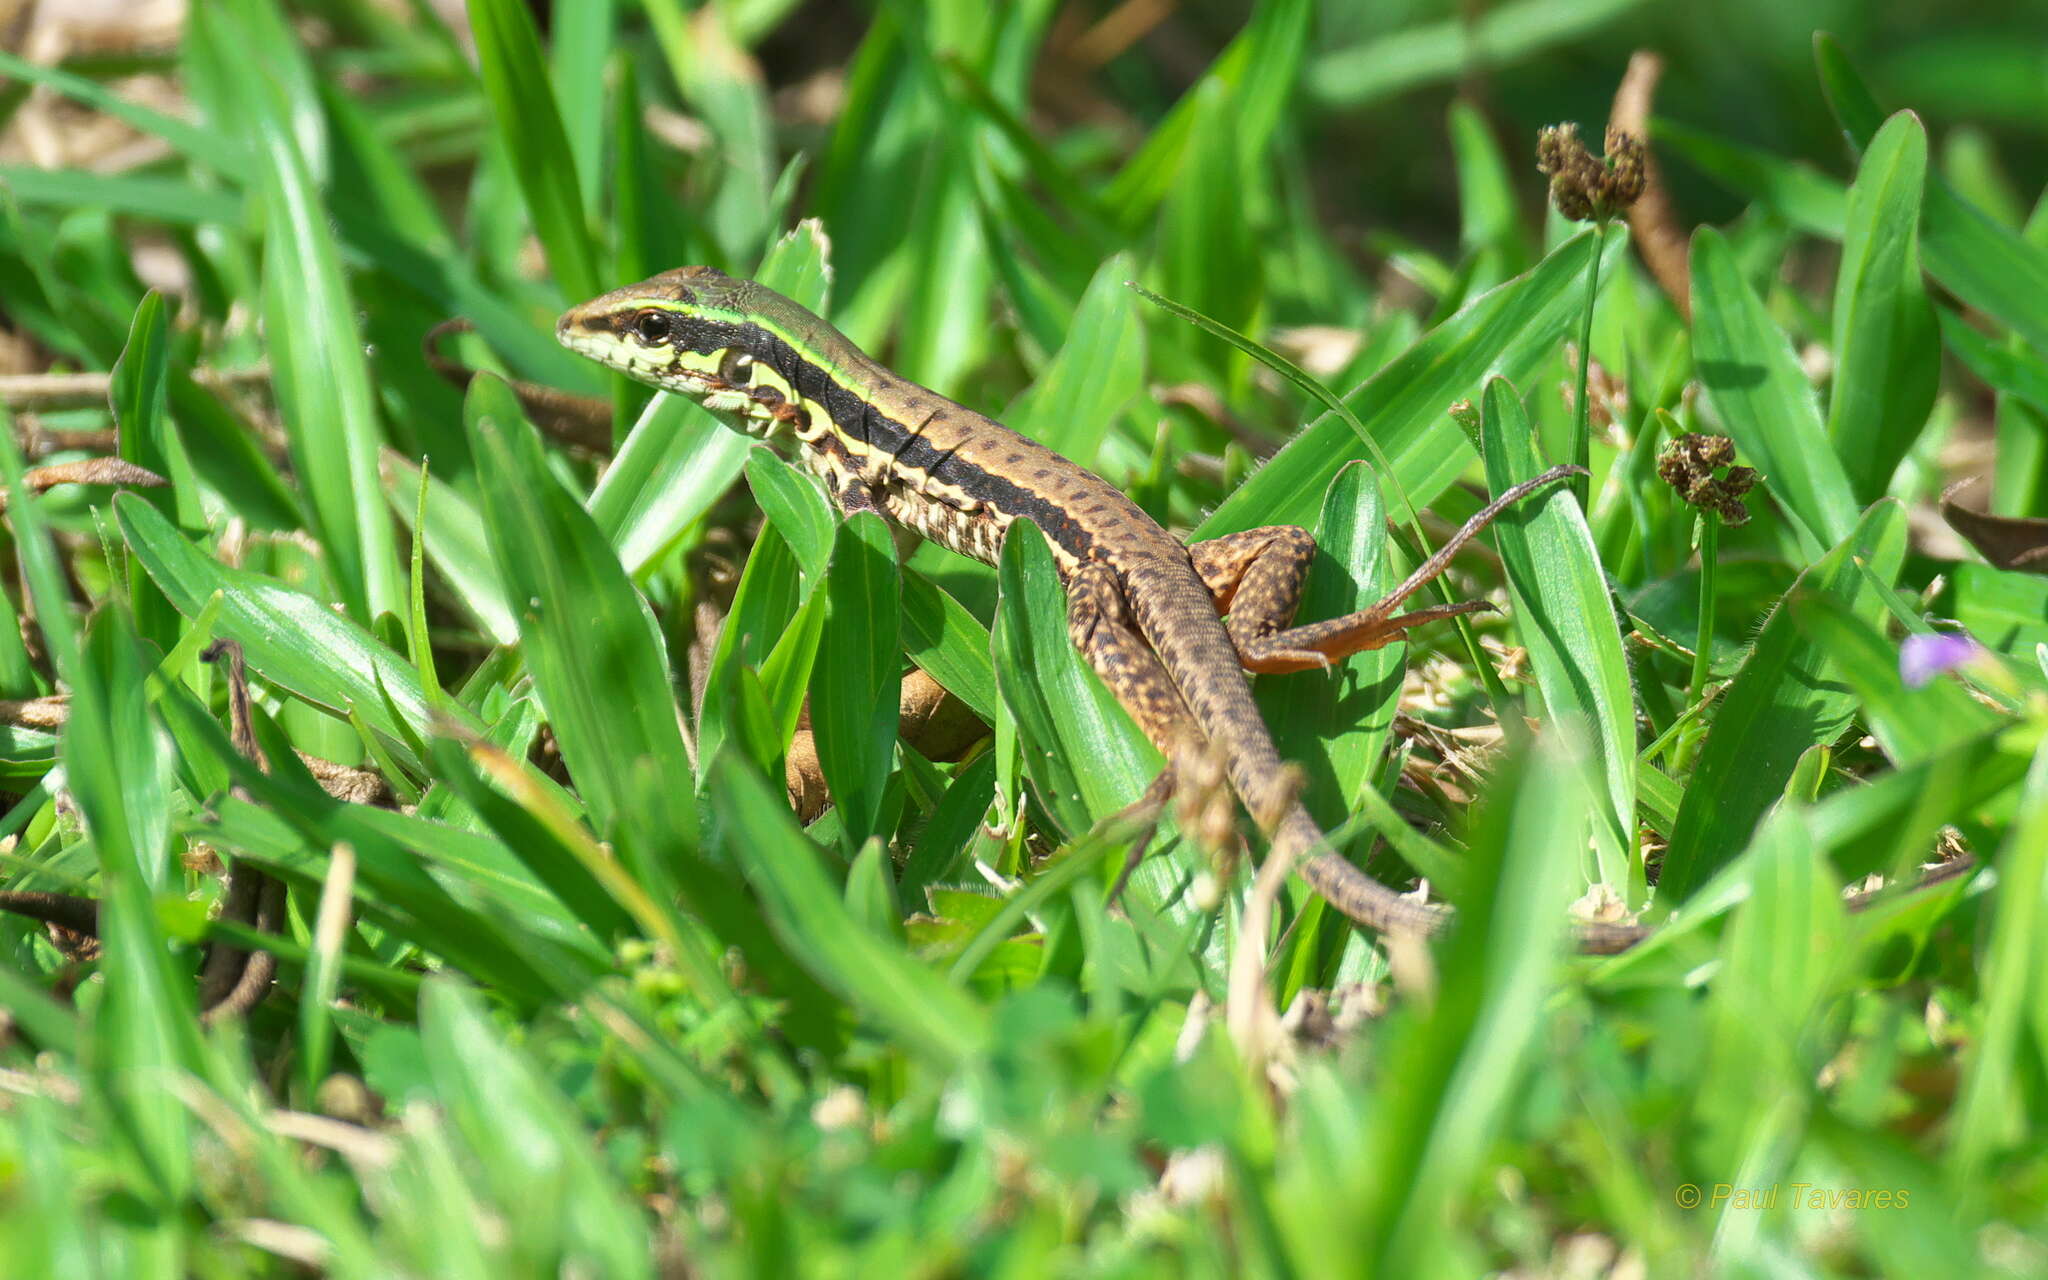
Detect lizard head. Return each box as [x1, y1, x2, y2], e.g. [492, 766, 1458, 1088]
[556, 266, 792, 436]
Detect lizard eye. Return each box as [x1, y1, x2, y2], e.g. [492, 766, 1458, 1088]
[719, 350, 754, 386]
[630, 309, 673, 345]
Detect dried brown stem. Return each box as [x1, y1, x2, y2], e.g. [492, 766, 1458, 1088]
[194, 639, 283, 1023]
[1611, 51, 1691, 320]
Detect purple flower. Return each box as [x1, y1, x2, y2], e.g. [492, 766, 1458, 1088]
[1900, 631, 1984, 690]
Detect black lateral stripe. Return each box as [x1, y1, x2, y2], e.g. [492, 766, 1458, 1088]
[887, 403, 939, 468]
[681, 318, 1099, 560]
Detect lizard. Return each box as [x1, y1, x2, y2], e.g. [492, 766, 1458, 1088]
[555, 265, 1656, 954]
[0, 273, 1980, 982]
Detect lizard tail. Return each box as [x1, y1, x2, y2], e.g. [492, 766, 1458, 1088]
[1270, 802, 1655, 953]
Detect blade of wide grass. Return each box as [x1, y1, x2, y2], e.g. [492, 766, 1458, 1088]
[708, 752, 991, 1069]
[1826, 112, 1939, 503]
[810, 512, 901, 852]
[466, 0, 599, 303]
[1947, 737, 2048, 1190]
[118, 496, 463, 772]
[416, 981, 652, 1275]
[1198, 228, 1621, 535]
[1690, 227, 1861, 559]
[901, 569, 998, 721]
[1480, 378, 1638, 887]
[248, 162, 397, 617]
[1004, 253, 1145, 467]
[1660, 503, 1906, 898]
[1352, 741, 1589, 1275]
[1816, 33, 2048, 358]
[465, 375, 692, 838]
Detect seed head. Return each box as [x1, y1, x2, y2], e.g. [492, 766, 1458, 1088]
[1537, 123, 1648, 223]
[1657, 432, 1756, 526]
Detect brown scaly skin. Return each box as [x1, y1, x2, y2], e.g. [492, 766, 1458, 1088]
[555, 267, 1966, 955]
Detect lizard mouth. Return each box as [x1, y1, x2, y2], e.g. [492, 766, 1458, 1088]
[554, 311, 784, 438]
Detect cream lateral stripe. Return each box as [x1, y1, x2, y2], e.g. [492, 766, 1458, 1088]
[681, 312, 1000, 518]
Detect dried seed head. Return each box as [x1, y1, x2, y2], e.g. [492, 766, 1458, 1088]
[1537, 122, 1648, 223]
[1603, 125, 1648, 209]
[1657, 432, 1755, 526]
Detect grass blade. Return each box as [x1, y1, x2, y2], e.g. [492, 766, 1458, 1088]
[466, 0, 599, 302]
[1690, 226, 1861, 558]
[118, 495, 457, 771]
[1827, 112, 1939, 503]
[1660, 503, 1906, 898]
[466, 375, 692, 837]
[1480, 377, 1638, 885]
[249, 67, 404, 622]
[709, 752, 990, 1069]
[810, 512, 901, 851]
[1197, 228, 1621, 534]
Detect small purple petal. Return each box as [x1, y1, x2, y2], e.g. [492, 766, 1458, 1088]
[1900, 631, 1983, 690]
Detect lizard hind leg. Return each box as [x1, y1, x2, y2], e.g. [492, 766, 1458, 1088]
[1186, 464, 1585, 674]
[1068, 563, 1236, 904]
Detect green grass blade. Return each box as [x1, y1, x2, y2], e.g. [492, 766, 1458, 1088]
[0, 166, 245, 226]
[1005, 253, 1145, 467]
[251, 72, 404, 622]
[0, 49, 252, 182]
[1816, 33, 2048, 357]
[416, 981, 652, 1275]
[1480, 378, 1638, 885]
[548, 0, 614, 216]
[1659, 503, 1906, 899]
[992, 521, 1158, 844]
[1827, 112, 1939, 503]
[109, 292, 185, 653]
[745, 449, 835, 588]
[118, 495, 457, 771]
[1153, 80, 1262, 350]
[708, 752, 991, 1069]
[1307, 0, 1645, 109]
[1786, 592, 2001, 766]
[696, 524, 802, 783]
[811, 512, 902, 850]
[1363, 740, 1590, 1274]
[466, 0, 599, 302]
[1690, 226, 1861, 558]
[72, 609, 201, 1203]
[1946, 737, 2048, 1190]
[1198, 228, 1620, 534]
[384, 453, 517, 645]
[900, 570, 998, 722]
[1652, 119, 1846, 238]
[466, 375, 692, 836]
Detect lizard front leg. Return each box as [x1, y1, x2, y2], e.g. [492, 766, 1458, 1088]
[1187, 464, 1584, 674]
